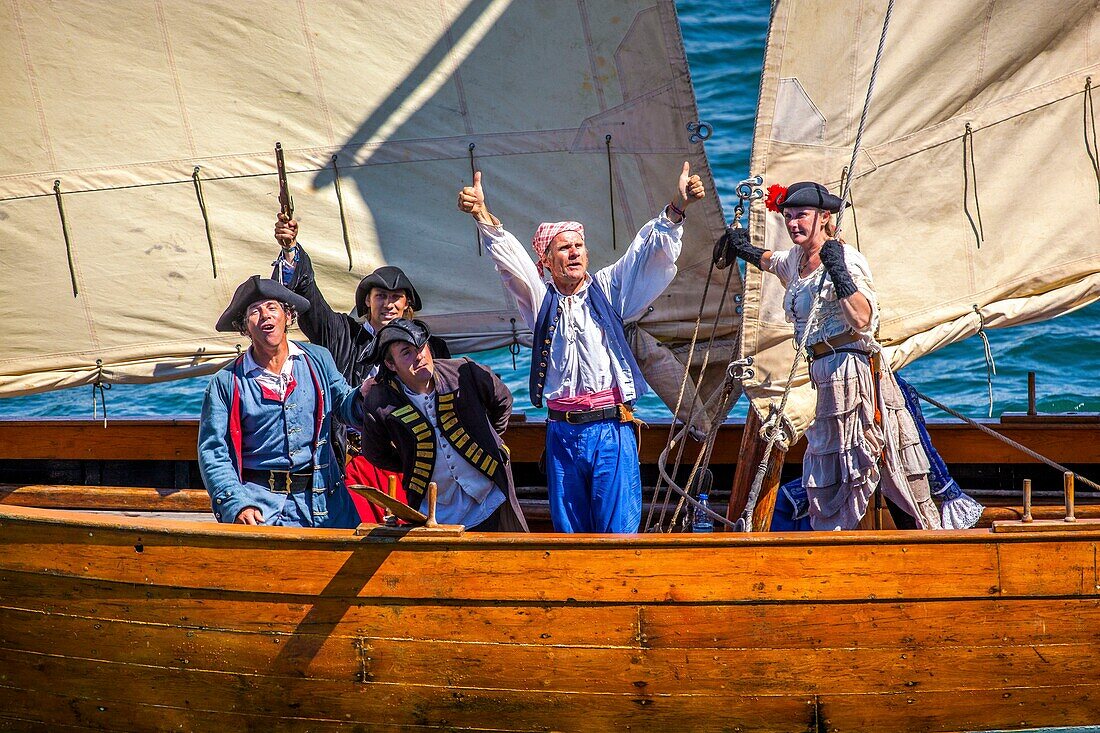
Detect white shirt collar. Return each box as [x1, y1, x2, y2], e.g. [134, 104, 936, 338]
[547, 274, 591, 297]
[243, 340, 304, 377]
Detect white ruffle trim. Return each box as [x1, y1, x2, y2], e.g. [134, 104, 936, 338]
[938, 485, 984, 529]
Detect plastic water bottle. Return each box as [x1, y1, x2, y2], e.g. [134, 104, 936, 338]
[692, 493, 714, 533]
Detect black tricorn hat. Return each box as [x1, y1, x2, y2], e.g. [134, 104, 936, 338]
[779, 181, 846, 213]
[215, 275, 311, 332]
[368, 318, 433, 365]
[355, 266, 423, 318]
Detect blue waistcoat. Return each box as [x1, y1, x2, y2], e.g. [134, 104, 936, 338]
[238, 355, 318, 471]
[529, 280, 647, 408]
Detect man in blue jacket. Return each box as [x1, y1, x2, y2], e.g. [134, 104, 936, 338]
[198, 275, 362, 528]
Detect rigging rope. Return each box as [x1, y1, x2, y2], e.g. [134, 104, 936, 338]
[605, 134, 618, 250]
[191, 166, 217, 278]
[91, 358, 110, 428]
[839, 166, 860, 251]
[1083, 77, 1100, 203]
[972, 304, 997, 418]
[645, 191, 756, 533]
[330, 154, 354, 271]
[914, 389, 1100, 493]
[737, 0, 897, 530]
[52, 179, 79, 297]
[962, 122, 985, 249]
[468, 143, 481, 256]
[649, 260, 738, 531]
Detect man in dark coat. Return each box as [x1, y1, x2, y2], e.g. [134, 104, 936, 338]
[271, 213, 450, 520]
[360, 319, 528, 532]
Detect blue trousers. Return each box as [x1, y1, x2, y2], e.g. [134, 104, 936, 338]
[546, 418, 642, 533]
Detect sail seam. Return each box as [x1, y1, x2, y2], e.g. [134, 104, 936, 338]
[295, 0, 337, 148]
[9, 0, 57, 170]
[153, 1, 197, 159]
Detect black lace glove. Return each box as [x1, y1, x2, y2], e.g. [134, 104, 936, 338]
[713, 224, 766, 269]
[819, 239, 858, 299]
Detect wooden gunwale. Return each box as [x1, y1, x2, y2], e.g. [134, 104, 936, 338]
[4, 502, 1100, 547]
[1, 416, 1098, 464]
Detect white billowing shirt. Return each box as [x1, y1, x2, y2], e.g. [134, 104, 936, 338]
[767, 244, 879, 346]
[477, 211, 683, 401]
[401, 385, 504, 528]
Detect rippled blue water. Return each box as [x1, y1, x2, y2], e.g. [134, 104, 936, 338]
[0, 0, 1095, 420]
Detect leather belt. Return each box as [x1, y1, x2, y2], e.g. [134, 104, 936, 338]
[548, 404, 627, 425]
[242, 468, 313, 493]
[808, 331, 865, 359]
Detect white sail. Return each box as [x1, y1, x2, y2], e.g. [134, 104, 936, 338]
[744, 0, 1100, 435]
[0, 0, 736, 399]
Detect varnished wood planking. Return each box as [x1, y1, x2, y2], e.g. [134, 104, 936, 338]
[997, 538, 1099, 596]
[0, 647, 817, 733]
[0, 570, 640, 646]
[0, 523, 1012, 602]
[1, 605, 1095, 698]
[0, 684, 535, 733]
[819, 684, 1100, 732]
[640, 596, 1100, 650]
[6, 570, 1100, 652]
[3, 509, 1100, 602]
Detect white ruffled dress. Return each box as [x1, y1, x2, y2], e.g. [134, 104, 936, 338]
[769, 245, 942, 531]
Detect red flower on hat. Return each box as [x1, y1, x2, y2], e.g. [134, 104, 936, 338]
[765, 184, 787, 213]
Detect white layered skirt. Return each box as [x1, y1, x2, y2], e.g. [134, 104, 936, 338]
[802, 350, 942, 531]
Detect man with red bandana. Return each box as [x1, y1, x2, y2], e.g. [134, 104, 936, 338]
[457, 164, 705, 533]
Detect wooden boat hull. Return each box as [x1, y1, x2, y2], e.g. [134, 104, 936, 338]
[2, 505, 1099, 732]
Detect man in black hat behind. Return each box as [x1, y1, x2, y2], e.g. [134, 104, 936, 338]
[198, 276, 363, 528]
[271, 213, 450, 520]
[359, 318, 528, 532]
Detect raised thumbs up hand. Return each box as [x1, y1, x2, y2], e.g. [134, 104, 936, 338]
[677, 161, 705, 209]
[458, 170, 486, 217]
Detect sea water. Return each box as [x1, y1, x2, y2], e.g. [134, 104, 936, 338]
[0, 0, 1096, 423]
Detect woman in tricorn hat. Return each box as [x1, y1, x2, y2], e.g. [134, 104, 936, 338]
[723, 181, 942, 530]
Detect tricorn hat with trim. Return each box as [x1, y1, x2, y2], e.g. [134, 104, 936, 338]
[770, 181, 846, 213]
[368, 318, 433, 365]
[354, 266, 423, 318]
[215, 275, 311, 332]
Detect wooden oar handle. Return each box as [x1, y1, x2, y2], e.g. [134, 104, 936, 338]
[426, 482, 438, 528]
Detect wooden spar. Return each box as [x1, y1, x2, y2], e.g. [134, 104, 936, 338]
[725, 404, 785, 531]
